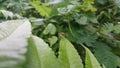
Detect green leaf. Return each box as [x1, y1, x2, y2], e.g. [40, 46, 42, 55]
[93, 42, 120, 68]
[25, 36, 62, 68]
[100, 23, 114, 35]
[87, 14, 98, 23]
[30, 18, 45, 27]
[82, 45, 101, 68]
[82, 0, 97, 12]
[48, 36, 58, 47]
[59, 37, 83, 68]
[77, 33, 97, 46]
[76, 16, 88, 25]
[25, 35, 84, 68]
[0, 10, 14, 19]
[100, 23, 120, 35]
[0, 10, 22, 19]
[48, 0, 71, 17]
[113, 24, 120, 34]
[43, 23, 56, 35]
[102, 64, 106, 68]
[0, 20, 31, 68]
[30, 1, 51, 17]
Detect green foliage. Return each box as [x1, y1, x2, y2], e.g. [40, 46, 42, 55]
[30, 1, 51, 17]
[0, 20, 102, 68]
[0, 10, 22, 19]
[77, 16, 88, 25]
[48, 36, 58, 47]
[82, 45, 101, 68]
[0, 0, 120, 68]
[59, 36, 83, 68]
[100, 23, 120, 35]
[82, 0, 97, 12]
[43, 23, 56, 35]
[93, 42, 120, 68]
[26, 36, 61, 68]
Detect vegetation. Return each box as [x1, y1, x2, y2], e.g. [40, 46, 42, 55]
[0, 0, 120, 68]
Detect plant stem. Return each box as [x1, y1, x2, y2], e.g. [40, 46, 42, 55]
[67, 15, 74, 38]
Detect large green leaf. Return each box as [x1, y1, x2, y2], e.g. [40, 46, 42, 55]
[25, 36, 63, 68]
[26, 35, 84, 68]
[82, 45, 101, 68]
[0, 20, 31, 68]
[59, 36, 83, 68]
[93, 42, 120, 68]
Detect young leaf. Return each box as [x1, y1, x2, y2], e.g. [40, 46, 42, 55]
[48, 36, 58, 47]
[59, 36, 83, 68]
[43, 23, 56, 35]
[0, 20, 31, 68]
